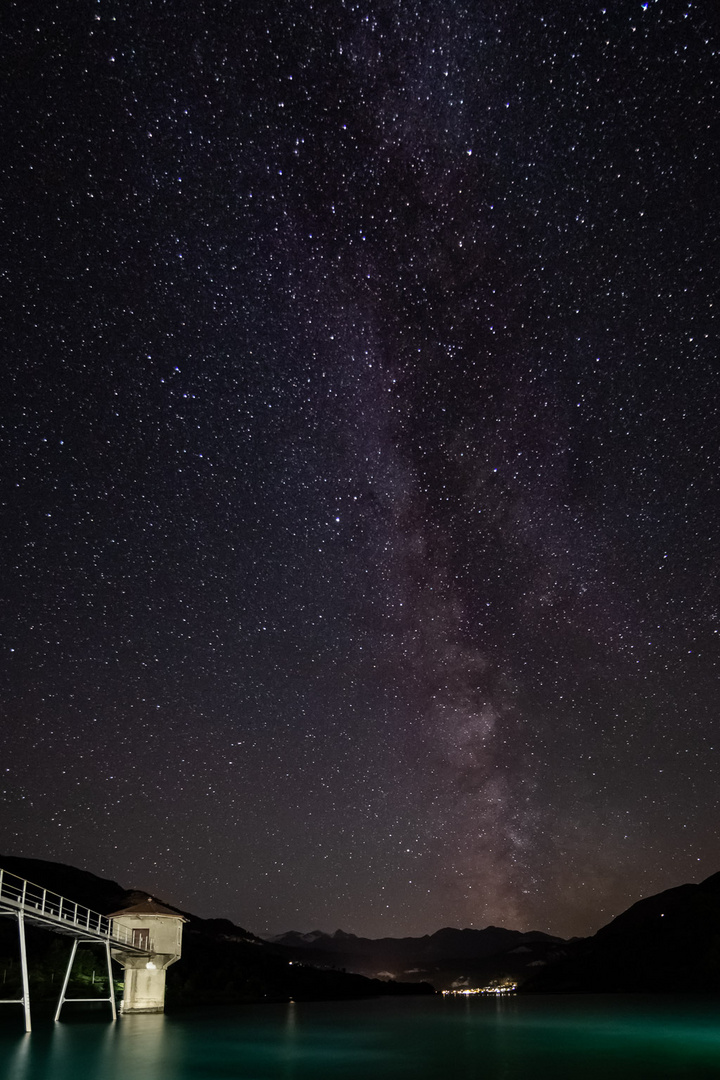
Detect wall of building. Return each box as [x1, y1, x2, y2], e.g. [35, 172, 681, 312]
[111, 913, 184, 1013]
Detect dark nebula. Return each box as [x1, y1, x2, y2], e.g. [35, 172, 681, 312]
[1, 0, 717, 938]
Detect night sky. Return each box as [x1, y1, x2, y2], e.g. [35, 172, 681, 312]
[1, 0, 718, 940]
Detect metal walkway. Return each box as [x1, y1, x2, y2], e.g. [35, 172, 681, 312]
[0, 866, 148, 1030]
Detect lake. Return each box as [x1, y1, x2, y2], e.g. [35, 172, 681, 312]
[2, 995, 720, 1079]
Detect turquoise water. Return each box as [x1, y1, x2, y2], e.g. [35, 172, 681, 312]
[2, 995, 720, 1079]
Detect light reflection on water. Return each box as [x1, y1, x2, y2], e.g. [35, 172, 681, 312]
[2, 996, 720, 1079]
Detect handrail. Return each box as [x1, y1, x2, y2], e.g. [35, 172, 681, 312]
[0, 868, 139, 949]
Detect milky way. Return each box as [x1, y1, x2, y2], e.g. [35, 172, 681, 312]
[1, 0, 718, 938]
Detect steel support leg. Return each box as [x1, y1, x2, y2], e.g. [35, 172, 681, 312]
[105, 941, 117, 1021]
[55, 939, 78, 1022]
[17, 913, 31, 1032]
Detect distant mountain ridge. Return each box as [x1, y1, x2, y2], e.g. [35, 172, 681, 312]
[268, 924, 561, 959]
[265, 924, 567, 988]
[267, 874, 720, 992]
[524, 870, 720, 993]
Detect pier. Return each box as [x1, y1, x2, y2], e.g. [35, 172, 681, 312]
[0, 867, 183, 1030]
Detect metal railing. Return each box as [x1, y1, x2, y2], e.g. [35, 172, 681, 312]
[0, 867, 139, 949]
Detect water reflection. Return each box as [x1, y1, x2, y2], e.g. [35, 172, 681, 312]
[97, 1013, 178, 1080]
[2, 996, 720, 1079]
[1, 1012, 183, 1080]
[282, 1001, 297, 1080]
[4, 1032, 31, 1080]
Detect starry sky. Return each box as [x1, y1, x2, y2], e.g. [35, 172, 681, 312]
[1, 0, 718, 940]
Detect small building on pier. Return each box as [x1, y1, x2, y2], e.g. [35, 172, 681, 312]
[110, 898, 186, 1013]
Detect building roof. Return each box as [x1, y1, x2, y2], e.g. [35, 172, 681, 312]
[109, 898, 187, 919]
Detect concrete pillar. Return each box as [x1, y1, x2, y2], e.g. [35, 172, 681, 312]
[119, 961, 169, 1013]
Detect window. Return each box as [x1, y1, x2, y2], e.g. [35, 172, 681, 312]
[132, 927, 150, 950]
